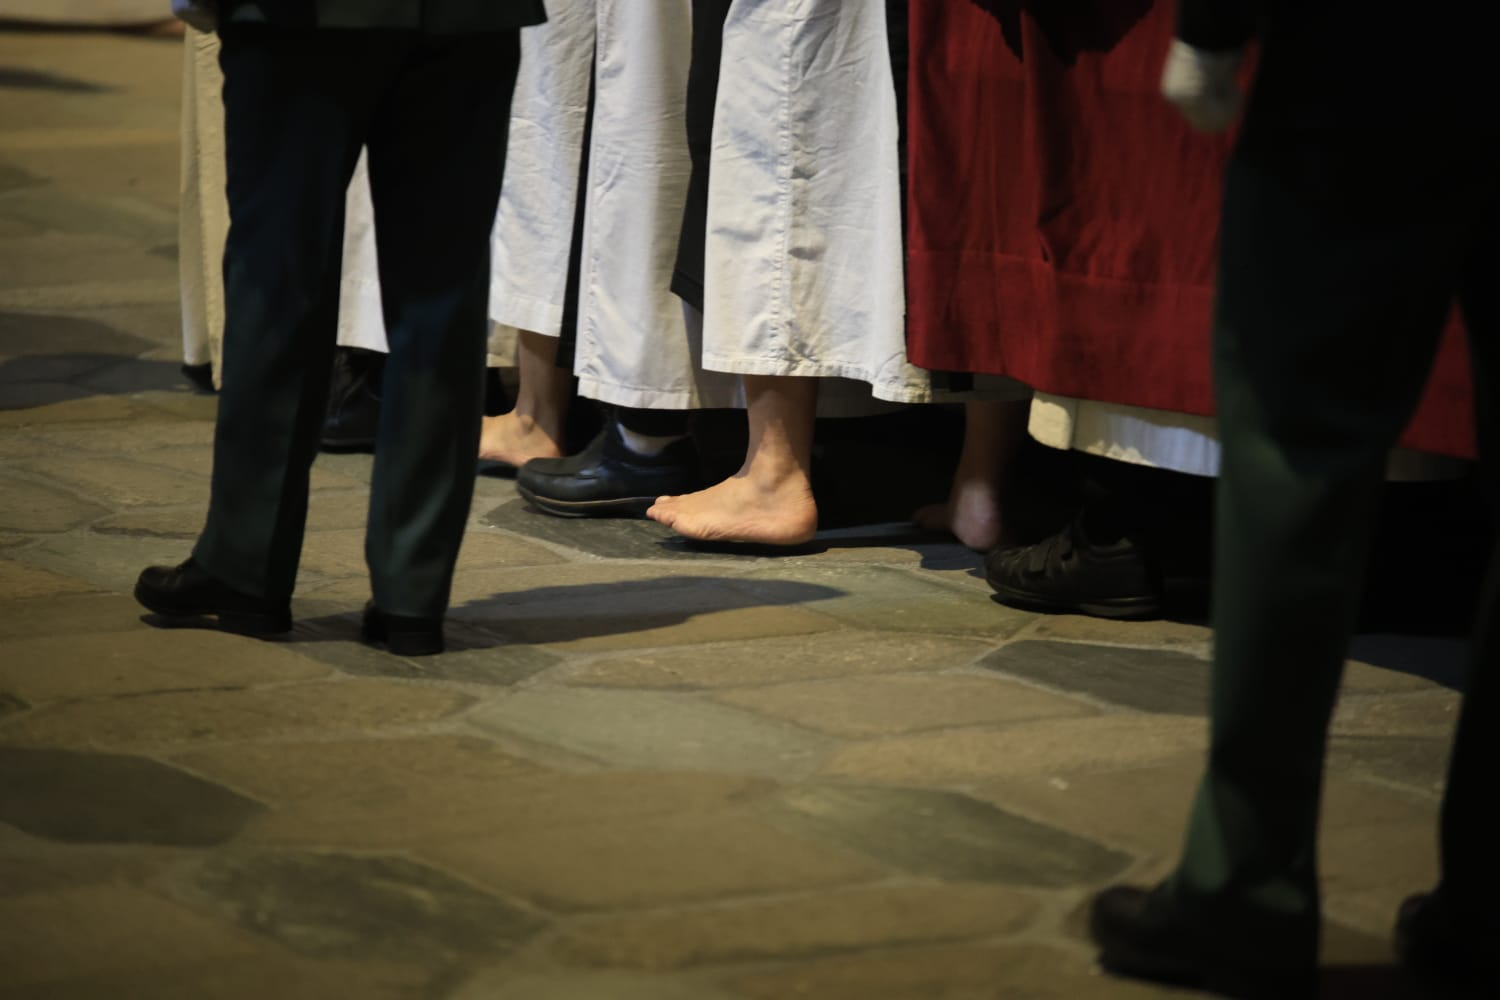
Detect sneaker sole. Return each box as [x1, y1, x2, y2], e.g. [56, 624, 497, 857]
[985, 579, 1162, 620]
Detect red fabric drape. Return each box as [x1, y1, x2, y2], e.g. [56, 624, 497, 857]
[905, 0, 1475, 459]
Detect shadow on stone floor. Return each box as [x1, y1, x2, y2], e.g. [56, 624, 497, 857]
[0, 65, 113, 92]
[138, 576, 847, 652]
[1, 311, 157, 355]
[1319, 963, 1474, 999]
[0, 312, 181, 409]
[0, 355, 188, 408]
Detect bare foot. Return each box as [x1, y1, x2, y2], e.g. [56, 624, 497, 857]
[479, 412, 564, 467]
[648, 470, 817, 546]
[912, 475, 1004, 552]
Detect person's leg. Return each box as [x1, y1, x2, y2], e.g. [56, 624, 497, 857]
[912, 398, 1030, 550]
[1407, 204, 1500, 981]
[479, 329, 571, 466]
[648, 374, 817, 545]
[189, 25, 369, 604]
[361, 30, 521, 625]
[1091, 135, 1471, 993]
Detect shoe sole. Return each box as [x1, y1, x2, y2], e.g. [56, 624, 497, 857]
[360, 618, 444, 657]
[133, 583, 292, 635]
[985, 574, 1162, 620]
[1095, 946, 1315, 1000]
[363, 630, 445, 657]
[516, 483, 656, 519]
[319, 438, 376, 454]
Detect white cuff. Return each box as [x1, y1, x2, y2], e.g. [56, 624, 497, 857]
[1160, 38, 1245, 133]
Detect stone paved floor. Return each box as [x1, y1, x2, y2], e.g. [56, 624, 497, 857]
[0, 26, 1469, 1000]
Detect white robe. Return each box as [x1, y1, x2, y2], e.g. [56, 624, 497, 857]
[1028, 393, 1467, 481]
[702, 0, 932, 405]
[490, 0, 742, 411]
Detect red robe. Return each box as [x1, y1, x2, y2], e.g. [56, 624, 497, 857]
[905, 0, 1475, 459]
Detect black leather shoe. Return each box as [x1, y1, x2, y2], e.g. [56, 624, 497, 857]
[985, 513, 1162, 619]
[1090, 885, 1317, 999]
[515, 415, 703, 518]
[360, 602, 445, 657]
[134, 558, 292, 635]
[1395, 891, 1495, 990]
[320, 347, 384, 452]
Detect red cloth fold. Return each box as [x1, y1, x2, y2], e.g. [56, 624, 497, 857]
[906, 0, 1475, 459]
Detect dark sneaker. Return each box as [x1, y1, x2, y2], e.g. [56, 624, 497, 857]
[984, 513, 1162, 619]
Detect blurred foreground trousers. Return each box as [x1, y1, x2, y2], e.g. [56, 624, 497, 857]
[1168, 100, 1499, 958]
[193, 20, 525, 619]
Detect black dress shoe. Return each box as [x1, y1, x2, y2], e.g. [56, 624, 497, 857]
[360, 602, 445, 657]
[515, 415, 704, 518]
[1395, 891, 1495, 989]
[1090, 885, 1317, 999]
[984, 513, 1162, 619]
[320, 347, 384, 452]
[134, 558, 292, 635]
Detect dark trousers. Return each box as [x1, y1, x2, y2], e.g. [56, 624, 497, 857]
[1167, 125, 1499, 960]
[194, 25, 521, 618]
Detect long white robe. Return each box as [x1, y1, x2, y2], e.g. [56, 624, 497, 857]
[701, 0, 932, 405]
[489, 0, 741, 411]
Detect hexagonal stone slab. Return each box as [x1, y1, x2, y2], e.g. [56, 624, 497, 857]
[0, 628, 331, 703]
[13, 454, 208, 509]
[715, 673, 1096, 738]
[550, 883, 1040, 971]
[0, 469, 109, 532]
[1, 679, 473, 750]
[763, 785, 1131, 887]
[1, 690, 28, 721]
[730, 563, 1034, 639]
[980, 639, 1211, 715]
[453, 971, 739, 1000]
[420, 810, 883, 911]
[0, 747, 263, 845]
[181, 851, 542, 963]
[726, 941, 1184, 1000]
[0, 558, 100, 599]
[466, 687, 835, 776]
[822, 714, 1208, 785]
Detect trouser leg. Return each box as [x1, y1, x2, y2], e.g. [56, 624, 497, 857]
[1169, 138, 1464, 959]
[362, 31, 522, 618]
[194, 26, 369, 600]
[1438, 197, 1500, 927]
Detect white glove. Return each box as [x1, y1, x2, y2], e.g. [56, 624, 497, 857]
[1160, 38, 1245, 133]
[172, 0, 218, 33]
